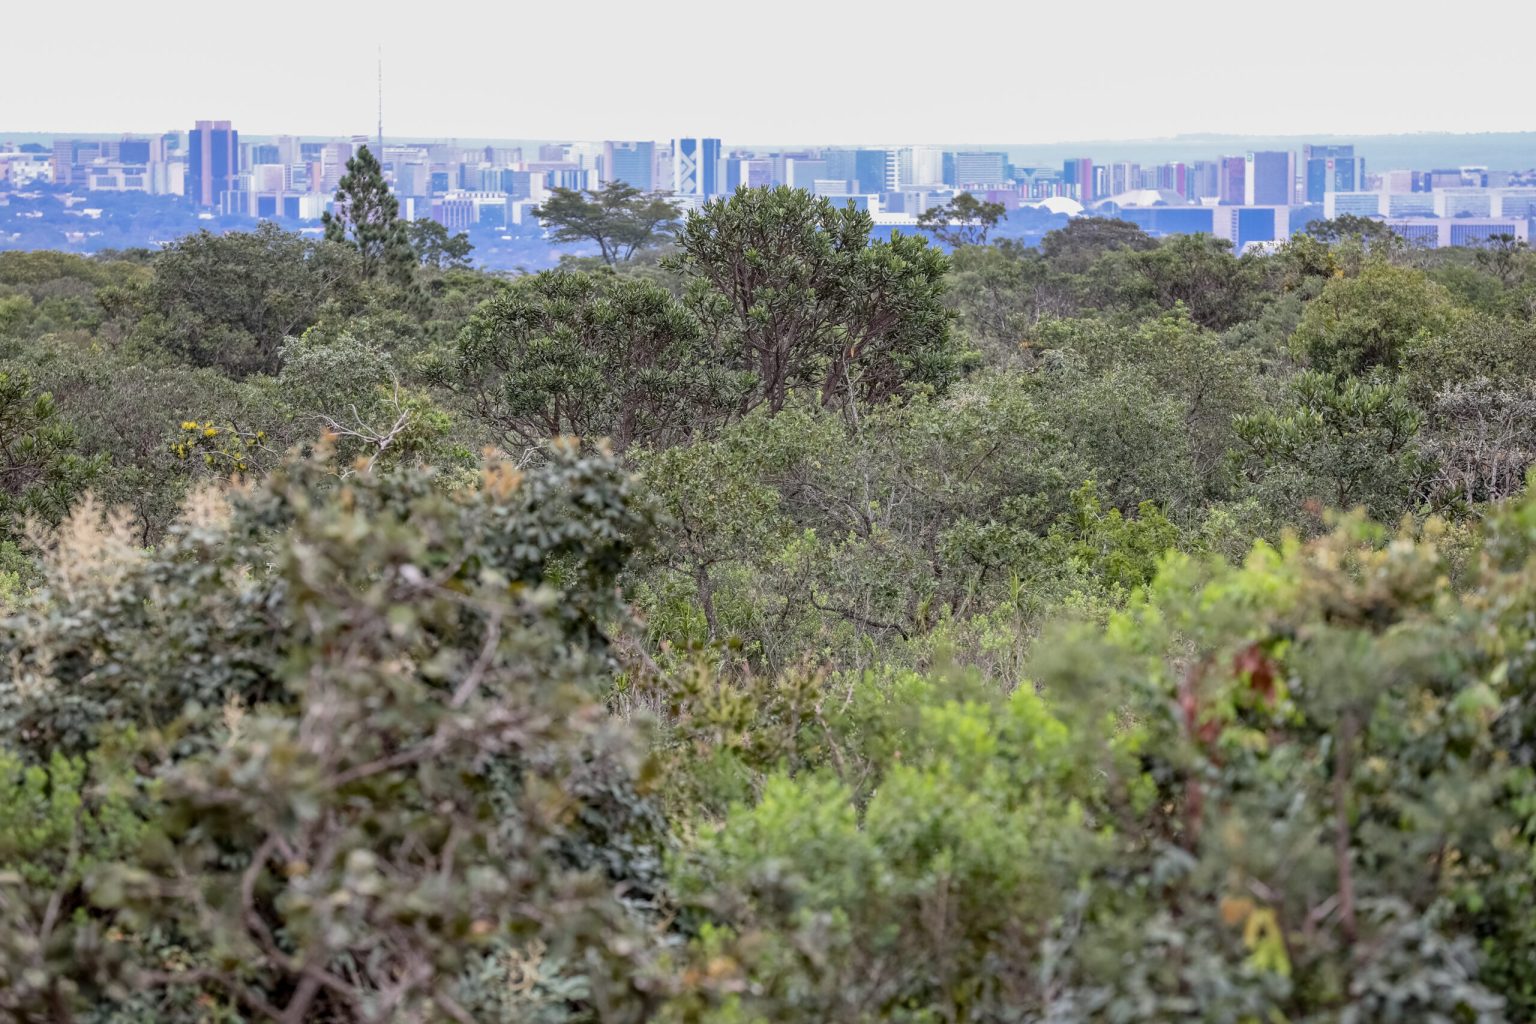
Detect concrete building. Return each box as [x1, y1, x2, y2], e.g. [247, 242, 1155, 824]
[1219, 157, 1245, 205]
[672, 137, 721, 197]
[1303, 145, 1365, 203]
[1244, 151, 1295, 206]
[950, 151, 1008, 188]
[1380, 217, 1531, 248]
[602, 141, 655, 190]
[1211, 205, 1291, 250]
[1323, 191, 1384, 218]
[188, 121, 238, 207]
[1387, 193, 1435, 217]
[1435, 191, 1493, 218]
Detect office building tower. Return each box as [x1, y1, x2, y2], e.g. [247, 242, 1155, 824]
[1244, 151, 1295, 206]
[51, 139, 77, 185]
[188, 120, 238, 207]
[1324, 192, 1384, 219]
[319, 142, 353, 193]
[721, 158, 773, 192]
[785, 158, 829, 189]
[117, 137, 151, 164]
[1186, 161, 1220, 201]
[898, 147, 944, 188]
[951, 151, 1009, 188]
[1303, 145, 1365, 203]
[850, 150, 892, 194]
[1219, 157, 1246, 205]
[673, 137, 721, 197]
[1105, 161, 1140, 197]
[1062, 158, 1094, 203]
[603, 141, 655, 191]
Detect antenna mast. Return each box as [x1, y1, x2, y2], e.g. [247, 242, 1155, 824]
[376, 46, 383, 155]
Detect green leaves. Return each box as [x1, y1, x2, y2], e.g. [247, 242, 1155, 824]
[670, 185, 959, 413]
[322, 145, 415, 287]
[1237, 370, 1425, 521]
[1291, 260, 1459, 377]
[454, 270, 748, 452]
[533, 182, 680, 265]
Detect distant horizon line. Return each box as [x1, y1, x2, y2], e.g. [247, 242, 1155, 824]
[8, 128, 1536, 149]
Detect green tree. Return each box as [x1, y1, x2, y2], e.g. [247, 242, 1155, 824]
[945, 241, 1075, 359]
[1292, 260, 1460, 377]
[1236, 370, 1424, 520]
[916, 192, 1008, 247]
[449, 270, 749, 452]
[532, 182, 680, 265]
[406, 217, 474, 270]
[0, 444, 664, 1022]
[1037, 215, 1158, 275]
[0, 369, 104, 545]
[321, 145, 415, 284]
[128, 223, 363, 376]
[670, 185, 958, 413]
[1305, 213, 1401, 248]
[1105, 233, 1265, 331]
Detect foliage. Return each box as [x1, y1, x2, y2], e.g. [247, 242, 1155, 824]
[0, 444, 666, 1022]
[406, 218, 475, 271]
[124, 223, 364, 376]
[0, 369, 104, 544]
[670, 186, 959, 413]
[1291, 260, 1458, 377]
[916, 192, 1008, 247]
[1236, 370, 1424, 520]
[7, 204, 1536, 1022]
[449, 270, 749, 452]
[533, 183, 680, 266]
[322, 145, 416, 286]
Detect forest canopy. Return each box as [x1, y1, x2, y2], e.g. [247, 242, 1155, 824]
[2, 187, 1536, 1023]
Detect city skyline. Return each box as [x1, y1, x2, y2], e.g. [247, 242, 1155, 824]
[8, 119, 1535, 270]
[8, 0, 1536, 143]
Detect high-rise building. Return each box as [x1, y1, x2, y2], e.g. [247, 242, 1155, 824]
[785, 158, 829, 189]
[116, 137, 151, 165]
[188, 120, 238, 207]
[843, 150, 891, 194]
[1062, 158, 1094, 203]
[1244, 151, 1295, 206]
[951, 152, 1009, 188]
[672, 137, 721, 197]
[1303, 145, 1365, 203]
[51, 139, 77, 185]
[603, 141, 655, 191]
[1106, 161, 1140, 197]
[1219, 156, 1246, 205]
[1187, 161, 1221, 202]
[898, 147, 945, 188]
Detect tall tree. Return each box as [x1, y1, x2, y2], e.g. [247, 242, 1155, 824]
[670, 186, 957, 413]
[916, 192, 1008, 247]
[321, 145, 415, 284]
[531, 182, 679, 265]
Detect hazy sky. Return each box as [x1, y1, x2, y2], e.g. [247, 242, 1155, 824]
[6, 0, 1535, 144]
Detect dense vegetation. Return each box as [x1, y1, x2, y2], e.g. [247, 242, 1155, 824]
[3, 173, 1536, 1023]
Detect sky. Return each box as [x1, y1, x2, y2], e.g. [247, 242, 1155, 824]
[5, 0, 1535, 145]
